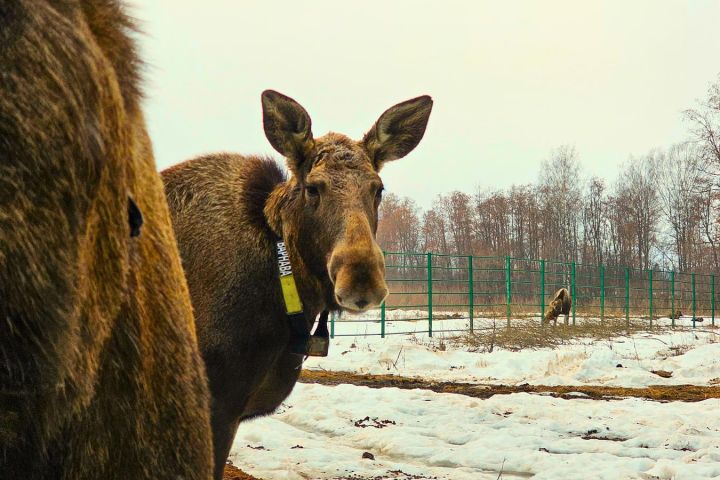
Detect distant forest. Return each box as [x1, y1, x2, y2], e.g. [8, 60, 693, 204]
[377, 76, 720, 274]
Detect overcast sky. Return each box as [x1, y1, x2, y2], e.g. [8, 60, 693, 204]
[133, 0, 720, 209]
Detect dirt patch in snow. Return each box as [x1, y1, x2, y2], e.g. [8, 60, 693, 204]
[300, 370, 720, 402]
[223, 463, 262, 480]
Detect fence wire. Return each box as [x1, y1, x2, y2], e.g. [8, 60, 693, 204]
[329, 252, 718, 337]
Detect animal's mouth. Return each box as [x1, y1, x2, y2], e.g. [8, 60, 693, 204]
[334, 294, 373, 313]
[337, 300, 371, 314]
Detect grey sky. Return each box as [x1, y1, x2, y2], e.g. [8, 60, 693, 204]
[133, 0, 720, 209]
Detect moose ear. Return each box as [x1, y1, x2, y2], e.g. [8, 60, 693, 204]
[362, 95, 433, 171]
[262, 90, 314, 173]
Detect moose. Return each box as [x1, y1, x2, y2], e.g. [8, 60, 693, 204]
[542, 287, 573, 326]
[162, 90, 433, 479]
[1, 2, 212, 478]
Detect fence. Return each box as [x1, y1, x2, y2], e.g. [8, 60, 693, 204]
[329, 252, 718, 337]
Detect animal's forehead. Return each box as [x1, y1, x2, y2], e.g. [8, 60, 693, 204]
[312, 133, 372, 170]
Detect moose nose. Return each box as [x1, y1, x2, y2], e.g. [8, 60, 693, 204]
[355, 299, 369, 309]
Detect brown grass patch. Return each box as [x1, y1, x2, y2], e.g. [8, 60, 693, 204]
[453, 318, 668, 352]
[300, 370, 720, 402]
[223, 464, 262, 480]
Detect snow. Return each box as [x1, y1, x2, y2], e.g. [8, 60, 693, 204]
[230, 384, 720, 480]
[306, 311, 720, 388]
[229, 311, 720, 479]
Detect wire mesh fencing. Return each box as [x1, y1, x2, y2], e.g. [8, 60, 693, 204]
[329, 252, 718, 338]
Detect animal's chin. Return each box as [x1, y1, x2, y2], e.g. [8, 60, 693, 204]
[340, 304, 370, 314]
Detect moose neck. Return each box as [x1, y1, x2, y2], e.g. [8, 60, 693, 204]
[265, 180, 336, 319]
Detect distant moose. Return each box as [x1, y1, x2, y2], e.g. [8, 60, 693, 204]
[162, 90, 433, 479]
[1, 2, 212, 478]
[542, 287, 573, 326]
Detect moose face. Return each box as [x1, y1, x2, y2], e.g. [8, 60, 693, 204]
[261, 90, 432, 312]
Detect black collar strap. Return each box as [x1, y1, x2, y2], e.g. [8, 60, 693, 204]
[275, 240, 329, 357]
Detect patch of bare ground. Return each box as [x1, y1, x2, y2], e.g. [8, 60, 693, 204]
[453, 318, 675, 352]
[223, 463, 262, 480]
[300, 370, 720, 402]
[332, 471, 439, 480]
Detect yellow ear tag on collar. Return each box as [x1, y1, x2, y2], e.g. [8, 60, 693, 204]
[277, 241, 303, 314]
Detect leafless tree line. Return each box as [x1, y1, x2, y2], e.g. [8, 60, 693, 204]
[377, 75, 720, 274]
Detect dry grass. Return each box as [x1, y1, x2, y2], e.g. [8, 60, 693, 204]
[384, 283, 702, 320]
[223, 464, 262, 480]
[452, 318, 668, 352]
[300, 370, 720, 403]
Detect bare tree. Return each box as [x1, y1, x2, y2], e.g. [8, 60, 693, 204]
[685, 75, 720, 272]
[581, 177, 608, 265]
[685, 75, 720, 175]
[377, 193, 421, 253]
[508, 184, 541, 259]
[474, 189, 510, 256]
[656, 145, 706, 271]
[438, 191, 475, 254]
[613, 154, 660, 270]
[421, 205, 449, 254]
[537, 145, 582, 262]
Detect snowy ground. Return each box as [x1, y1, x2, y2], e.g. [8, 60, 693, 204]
[230, 384, 720, 480]
[310, 311, 720, 388]
[229, 312, 720, 479]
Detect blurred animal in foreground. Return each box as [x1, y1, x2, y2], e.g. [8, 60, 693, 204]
[0, 1, 212, 478]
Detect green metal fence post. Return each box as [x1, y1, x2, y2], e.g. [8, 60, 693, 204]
[330, 311, 335, 339]
[427, 252, 433, 337]
[571, 262, 577, 325]
[380, 300, 386, 338]
[505, 256, 511, 328]
[648, 269, 653, 328]
[712, 274, 716, 327]
[380, 250, 386, 338]
[692, 272, 696, 328]
[671, 271, 676, 328]
[539, 259, 546, 321]
[599, 265, 605, 323]
[624, 268, 630, 326]
[468, 255, 474, 333]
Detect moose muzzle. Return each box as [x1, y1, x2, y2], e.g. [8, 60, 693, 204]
[329, 234, 388, 312]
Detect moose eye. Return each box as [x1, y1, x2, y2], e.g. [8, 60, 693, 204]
[375, 186, 384, 201]
[305, 184, 320, 197]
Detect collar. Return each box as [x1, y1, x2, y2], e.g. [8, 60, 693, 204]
[275, 240, 329, 357]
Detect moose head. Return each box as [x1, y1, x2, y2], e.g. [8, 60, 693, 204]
[262, 90, 432, 312]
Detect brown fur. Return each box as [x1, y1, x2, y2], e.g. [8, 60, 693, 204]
[542, 287, 572, 326]
[0, 2, 212, 478]
[162, 90, 432, 479]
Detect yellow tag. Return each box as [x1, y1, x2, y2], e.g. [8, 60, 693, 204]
[280, 274, 303, 314]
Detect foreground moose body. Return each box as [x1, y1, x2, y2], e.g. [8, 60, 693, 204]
[162, 90, 432, 479]
[542, 287, 572, 326]
[0, 2, 212, 478]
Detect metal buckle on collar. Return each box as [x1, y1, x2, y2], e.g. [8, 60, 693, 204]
[307, 336, 330, 357]
[306, 310, 329, 357]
